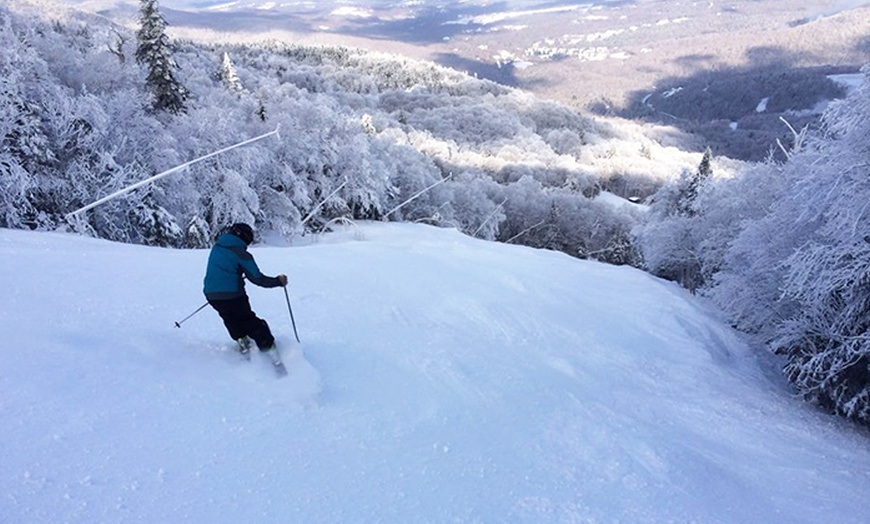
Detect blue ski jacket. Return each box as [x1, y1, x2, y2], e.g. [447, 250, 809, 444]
[203, 232, 282, 301]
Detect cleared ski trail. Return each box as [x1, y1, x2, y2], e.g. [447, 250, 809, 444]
[2, 222, 869, 523]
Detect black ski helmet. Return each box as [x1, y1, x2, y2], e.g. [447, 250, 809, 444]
[229, 223, 254, 245]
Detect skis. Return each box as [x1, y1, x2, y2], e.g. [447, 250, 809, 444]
[265, 347, 288, 378]
[236, 337, 288, 378]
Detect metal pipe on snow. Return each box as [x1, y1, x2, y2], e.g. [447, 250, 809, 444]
[66, 126, 281, 219]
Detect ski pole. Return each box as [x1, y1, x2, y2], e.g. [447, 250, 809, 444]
[175, 302, 209, 328]
[284, 287, 301, 343]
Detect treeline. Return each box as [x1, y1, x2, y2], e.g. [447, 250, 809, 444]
[634, 68, 870, 426]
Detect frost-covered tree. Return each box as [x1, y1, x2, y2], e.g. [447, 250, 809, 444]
[135, 0, 188, 114]
[219, 52, 243, 93]
[256, 98, 267, 122]
[0, 34, 37, 226]
[676, 66, 870, 426]
[763, 67, 870, 424]
[129, 191, 183, 246]
[184, 216, 211, 247]
[634, 146, 725, 291]
[678, 146, 713, 216]
[635, 178, 700, 290]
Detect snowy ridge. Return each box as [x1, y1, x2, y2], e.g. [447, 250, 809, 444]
[2, 223, 870, 522]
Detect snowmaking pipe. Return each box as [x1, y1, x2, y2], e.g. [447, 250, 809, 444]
[385, 172, 452, 217]
[66, 126, 281, 219]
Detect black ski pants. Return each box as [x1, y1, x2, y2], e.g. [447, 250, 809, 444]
[208, 295, 275, 350]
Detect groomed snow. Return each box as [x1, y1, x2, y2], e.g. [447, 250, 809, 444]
[2, 222, 869, 522]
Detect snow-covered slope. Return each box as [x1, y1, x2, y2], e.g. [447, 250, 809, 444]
[2, 223, 869, 522]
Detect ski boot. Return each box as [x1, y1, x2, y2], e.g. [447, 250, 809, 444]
[263, 345, 288, 378]
[236, 337, 253, 361]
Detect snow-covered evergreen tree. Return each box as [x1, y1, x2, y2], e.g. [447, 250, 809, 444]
[219, 52, 243, 93]
[129, 191, 183, 246]
[677, 146, 713, 216]
[135, 0, 188, 114]
[256, 98, 267, 122]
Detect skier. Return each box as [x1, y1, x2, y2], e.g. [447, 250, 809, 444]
[203, 223, 287, 359]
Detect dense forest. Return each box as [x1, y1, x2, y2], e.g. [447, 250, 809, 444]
[2, 0, 701, 264]
[2, 0, 869, 426]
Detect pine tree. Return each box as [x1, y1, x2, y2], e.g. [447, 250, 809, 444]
[130, 192, 182, 246]
[678, 146, 713, 216]
[698, 146, 713, 179]
[135, 0, 189, 114]
[219, 52, 243, 92]
[257, 98, 267, 122]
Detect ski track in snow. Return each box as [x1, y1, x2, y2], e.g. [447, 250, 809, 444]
[2, 222, 870, 523]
